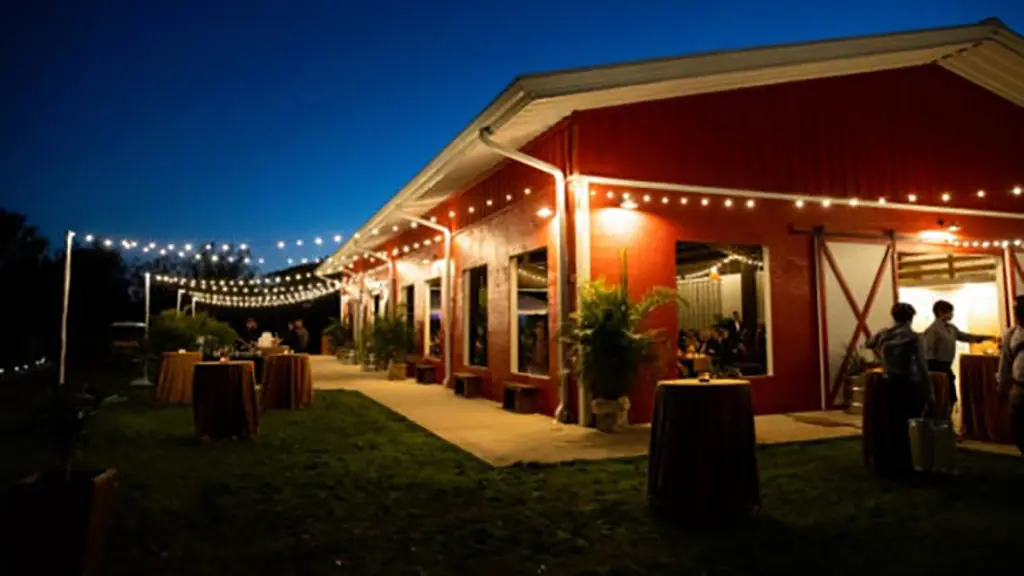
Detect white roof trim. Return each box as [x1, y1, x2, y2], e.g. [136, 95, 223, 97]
[318, 18, 1024, 276]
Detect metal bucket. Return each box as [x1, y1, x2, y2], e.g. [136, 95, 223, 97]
[909, 418, 956, 474]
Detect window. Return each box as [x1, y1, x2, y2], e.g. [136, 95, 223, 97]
[675, 242, 770, 376]
[403, 285, 415, 353]
[511, 248, 549, 375]
[427, 278, 442, 358]
[465, 266, 488, 366]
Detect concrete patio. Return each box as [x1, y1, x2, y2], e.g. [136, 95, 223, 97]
[310, 356, 863, 467]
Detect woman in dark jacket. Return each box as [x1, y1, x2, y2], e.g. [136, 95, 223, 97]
[863, 302, 935, 476]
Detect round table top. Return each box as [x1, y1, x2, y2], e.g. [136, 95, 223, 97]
[658, 378, 750, 387]
[196, 360, 256, 367]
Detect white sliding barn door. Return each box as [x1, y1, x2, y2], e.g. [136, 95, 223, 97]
[817, 238, 896, 408]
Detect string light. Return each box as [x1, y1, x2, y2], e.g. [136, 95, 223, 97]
[0, 357, 49, 379]
[682, 253, 763, 280]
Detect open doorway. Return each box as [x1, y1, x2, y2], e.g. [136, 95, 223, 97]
[896, 251, 1003, 399]
[675, 242, 771, 376]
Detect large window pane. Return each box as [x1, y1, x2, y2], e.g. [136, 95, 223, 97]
[512, 249, 549, 375]
[427, 278, 442, 358]
[675, 242, 769, 376]
[466, 266, 488, 366]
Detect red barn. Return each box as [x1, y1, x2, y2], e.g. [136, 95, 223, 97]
[319, 18, 1024, 425]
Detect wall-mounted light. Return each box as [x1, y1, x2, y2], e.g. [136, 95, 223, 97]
[536, 207, 553, 218]
[620, 198, 638, 210]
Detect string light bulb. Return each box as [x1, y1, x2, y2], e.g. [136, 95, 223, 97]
[977, 189, 986, 198]
[1014, 186, 1022, 196]
[941, 193, 951, 202]
[701, 198, 710, 207]
[795, 199, 805, 208]
[746, 199, 755, 208]
[908, 194, 917, 203]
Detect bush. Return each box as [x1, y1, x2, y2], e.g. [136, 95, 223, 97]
[369, 313, 413, 364]
[150, 311, 238, 354]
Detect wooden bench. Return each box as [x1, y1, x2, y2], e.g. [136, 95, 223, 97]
[414, 364, 437, 384]
[453, 372, 483, 398]
[502, 381, 540, 414]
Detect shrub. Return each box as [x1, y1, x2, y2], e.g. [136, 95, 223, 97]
[150, 310, 238, 354]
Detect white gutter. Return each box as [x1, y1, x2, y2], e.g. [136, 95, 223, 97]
[479, 127, 571, 424]
[401, 213, 453, 388]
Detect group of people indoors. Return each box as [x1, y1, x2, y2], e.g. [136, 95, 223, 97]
[677, 311, 768, 376]
[866, 297, 1024, 475]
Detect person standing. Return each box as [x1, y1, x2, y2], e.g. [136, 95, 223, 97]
[997, 296, 1024, 455]
[293, 319, 310, 353]
[864, 303, 934, 476]
[922, 300, 994, 410]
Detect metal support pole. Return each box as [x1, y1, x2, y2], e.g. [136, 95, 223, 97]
[59, 230, 74, 386]
[131, 273, 154, 386]
[176, 289, 184, 315]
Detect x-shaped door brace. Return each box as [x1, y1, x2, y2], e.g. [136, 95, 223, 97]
[821, 241, 893, 405]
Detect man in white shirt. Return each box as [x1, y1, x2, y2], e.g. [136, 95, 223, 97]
[922, 300, 994, 407]
[997, 296, 1024, 455]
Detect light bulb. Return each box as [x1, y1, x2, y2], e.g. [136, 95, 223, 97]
[746, 199, 755, 208]
[277, 241, 285, 249]
[700, 198, 709, 206]
[221, 244, 230, 251]
[296, 240, 303, 246]
[524, 188, 532, 195]
[822, 199, 832, 208]
[724, 199, 733, 207]
[977, 189, 986, 198]
[661, 197, 669, 204]
[941, 193, 951, 202]
[84, 234, 94, 242]
[908, 194, 917, 203]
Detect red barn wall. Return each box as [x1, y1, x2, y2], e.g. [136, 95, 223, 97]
[577, 64, 1024, 421]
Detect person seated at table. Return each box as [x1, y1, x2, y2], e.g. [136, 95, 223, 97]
[700, 327, 724, 358]
[997, 296, 1024, 455]
[923, 300, 995, 410]
[864, 302, 935, 476]
[293, 319, 310, 352]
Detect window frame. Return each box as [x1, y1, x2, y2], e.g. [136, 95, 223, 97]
[425, 277, 442, 360]
[674, 241, 774, 377]
[462, 265, 489, 368]
[509, 247, 551, 378]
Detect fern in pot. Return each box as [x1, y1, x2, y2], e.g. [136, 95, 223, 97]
[369, 312, 413, 379]
[561, 251, 682, 432]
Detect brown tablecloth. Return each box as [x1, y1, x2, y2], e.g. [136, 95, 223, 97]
[960, 355, 1012, 443]
[862, 372, 934, 475]
[155, 351, 203, 404]
[648, 379, 760, 524]
[261, 353, 313, 409]
[192, 361, 259, 439]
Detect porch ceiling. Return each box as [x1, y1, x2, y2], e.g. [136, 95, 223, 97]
[318, 18, 1024, 277]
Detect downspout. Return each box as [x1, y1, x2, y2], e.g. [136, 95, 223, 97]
[479, 127, 571, 424]
[401, 213, 454, 388]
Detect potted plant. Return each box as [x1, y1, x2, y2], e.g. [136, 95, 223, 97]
[561, 251, 682, 432]
[844, 345, 880, 414]
[7, 382, 120, 576]
[370, 312, 414, 380]
[323, 317, 353, 359]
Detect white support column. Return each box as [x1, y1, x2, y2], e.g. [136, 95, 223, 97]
[176, 289, 184, 315]
[400, 214, 453, 388]
[59, 230, 75, 386]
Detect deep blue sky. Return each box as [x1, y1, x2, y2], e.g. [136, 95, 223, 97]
[2, 0, 1021, 270]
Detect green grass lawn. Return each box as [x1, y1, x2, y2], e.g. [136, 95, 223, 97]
[5, 388, 1024, 575]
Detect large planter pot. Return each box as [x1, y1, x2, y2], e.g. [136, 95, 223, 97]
[7, 469, 117, 576]
[387, 361, 407, 380]
[592, 396, 631, 433]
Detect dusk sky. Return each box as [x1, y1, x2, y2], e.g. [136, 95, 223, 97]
[3, 0, 1021, 270]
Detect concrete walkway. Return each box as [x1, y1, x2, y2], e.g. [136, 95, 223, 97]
[310, 356, 861, 467]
